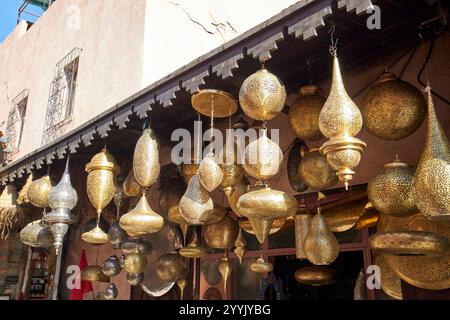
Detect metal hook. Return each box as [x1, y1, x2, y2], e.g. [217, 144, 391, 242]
[328, 24, 339, 54]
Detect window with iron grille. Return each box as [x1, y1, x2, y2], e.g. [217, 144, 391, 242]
[41, 48, 81, 146]
[4, 89, 29, 156]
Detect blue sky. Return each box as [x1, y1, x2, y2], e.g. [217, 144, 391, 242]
[0, 0, 44, 43]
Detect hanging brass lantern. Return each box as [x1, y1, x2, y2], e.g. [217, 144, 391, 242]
[318, 49, 366, 189]
[218, 254, 232, 294]
[370, 231, 449, 257]
[294, 202, 313, 260]
[414, 86, 450, 220]
[124, 250, 147, 274]
[368, 156, 417, 217]
[81, 265, 110, 283]
[81, 224, 109, 244]
[288, 85, 325, 141]
[298, 148, 338, 190]
[27, 175, 53, 208]
[361, 71, 426, 140]
[179, 175, 214, 225]
[250, 257, 273, 274]
[239, 68, 286, 121]
[221, 164, 244, 197]
[104, 283, 119, 300]
[127, 272, 144, 286]
[102, 255, 122, 277]
[237, 186, 298, 220]
[198, 154, 223, 193]
[156, 252, 189, 283]
[287, 139, 308, 193]
[304, 212, 339, 265]
[243, 128, 283, 181]
[133, 128, 160, 189]
[123, 169, 142, 198]
[294, 266, 337, 286]
[203, 215, 239, 249]
[120, 194, 164, 237]
[45, 158, 78, 254]
[179, 233, 207, 259]
[233, 228, 247, 264]
[20, 219, 53, 248]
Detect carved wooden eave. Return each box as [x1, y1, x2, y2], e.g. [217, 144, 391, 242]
[3, 0, 434, 186]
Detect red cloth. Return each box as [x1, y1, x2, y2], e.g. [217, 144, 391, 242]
[70, 248, 93, 300]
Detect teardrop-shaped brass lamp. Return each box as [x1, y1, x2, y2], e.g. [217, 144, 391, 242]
[133, 128, 160, 189]
[288, 84, 325, 141]
[203, 215, 239, 249]
[237, 186, 298, 220]
[368, 156, 417, 217]
[298, 148, 338, 190]
[198, 154, 223, 192]
[233, 228, 247, 264]
[318, 49, 366, 188]
[123, 169, 143, 198]
[414, 86, 450, 220]
[294, 266, 337, 286]
[179, 175, 214, 225]
[221, 164, 244, 197]
[250, 257, 273, 273]
[361, 71, 426, 141]
[156, 252, 189, 283]
[27, 175, 53, 208]
[294, 202, 313, 260]
[119, 194, 164, 237]
[304, 213, 339, 265]
[239, 68, 286, 121]
[218, 255, 232, 295]
[243, 128, 283, 181]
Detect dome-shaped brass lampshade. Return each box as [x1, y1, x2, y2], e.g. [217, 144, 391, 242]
[119, 194, 164, 237]
[239, 68, 286, 121]
[179, 234, 207, 259]
[304, 213, 339, 265]
[133, 128, 160, 189]
[203, 215, 239, 249]
[298, 148, 338, 190]
[361, 71, 426, 140]
[81, 265, 110, 283]
[368, 157, 417, 217]
[27, 176, 53, 208]
[288, 85, 325, 141]
[20, 219, 53, 248]
[413, 87, 450, 221]
[82, 225, 109, 244]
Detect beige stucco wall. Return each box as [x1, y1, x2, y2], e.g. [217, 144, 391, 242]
[0, 0, 147, 160]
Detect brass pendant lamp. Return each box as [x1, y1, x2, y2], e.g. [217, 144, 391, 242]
[318, 39, 366, 189]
